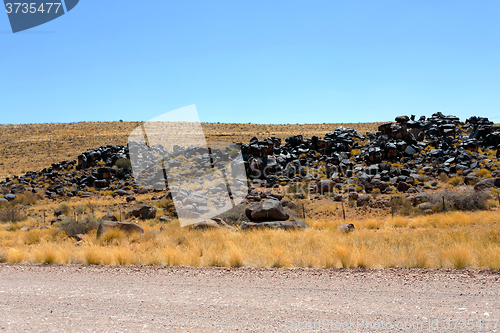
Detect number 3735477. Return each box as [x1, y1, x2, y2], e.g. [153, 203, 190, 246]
[5, 3, 62, 14]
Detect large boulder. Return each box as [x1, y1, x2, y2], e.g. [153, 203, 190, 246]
[245, 198, 289, 221]
[397, 182, 410, 192]
[240, 220, 309, 231]
[474, 178, 500, 191]
[417, 202, 435, 211]
[315, 180, 335, 194]
[464, 173, 479, 185]
[371, 179, 389, 191]
[356, 195, 372, 207]
[96, 221, 144, 238]
[4, 194, 16, 202]
[128, 205, 156, 220]
[189, 218, 235, 230]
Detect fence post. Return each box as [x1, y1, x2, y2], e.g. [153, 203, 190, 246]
[442, 196, 446, 212]
[391, 205, 394, 218]
[342, 202, 346, 220]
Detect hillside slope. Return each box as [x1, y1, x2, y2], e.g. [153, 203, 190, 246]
[0, 121, 383, 180]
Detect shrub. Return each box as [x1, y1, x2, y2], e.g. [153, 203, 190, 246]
[476, 168, 492, 178]
[74, 205, 86, 215]
[448, 176, 463, 186]
[58, 203, 72, 215]
[438, 172, 449, 182]
[57, 215, 99, 237]
[0, 206, 26, 223]
[287, 183, 309, 196]
[390, 195, 414, 216]
[116, 158, 132, 171]
[371, 188, 381, 199]
[156, 198, 172, 209]
[385, 185, 397, 194]
[10, 191, 40, 206]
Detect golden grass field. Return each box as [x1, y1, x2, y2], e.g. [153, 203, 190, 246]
[1, 207, 500, 269]
[0, 121, 383, 180]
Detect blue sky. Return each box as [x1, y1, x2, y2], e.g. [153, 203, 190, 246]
[1, 1, 499, 124]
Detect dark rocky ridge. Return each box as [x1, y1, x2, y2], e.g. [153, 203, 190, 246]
[1, 113, 499, 203]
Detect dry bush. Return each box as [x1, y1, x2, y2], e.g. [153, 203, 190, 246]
[57, 215, 99, 237]
[58, 203, 72, 215]
[115, 158, 132, 171]
[448, 176, 463, 186]
[0, 206, 26, 223]
[390, 195, 414, 216]
[476, 168, 492, 178]
[438, 172, 449, 182]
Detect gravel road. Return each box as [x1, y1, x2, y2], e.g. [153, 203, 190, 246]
[0, 264, 499, 332]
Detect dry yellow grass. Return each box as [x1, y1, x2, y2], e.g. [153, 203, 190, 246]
[0, 121, 383, 180]
[1, 210, 499, 269]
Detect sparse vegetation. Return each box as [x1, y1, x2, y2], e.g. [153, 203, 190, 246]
[448, 176, 463, 186]
[57, 215, 99, 237]
[116, 158, 132, 171]
[0, 206, 26, 223]
[0, 210, 499, 269]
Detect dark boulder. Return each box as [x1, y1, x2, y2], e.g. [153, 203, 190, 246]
[189, 218, 235, 230]
[100, 213, 118, 222]
[240, 220, 309, 231]
[246, 198, 289, 221]
[356, 195, 372, 207]
[128, 205, 157, 220]
[4, 194, 16, 202]
[397, 182, 410, 192]
[315, 180, 335, 194]
[474, 178, 500, 191]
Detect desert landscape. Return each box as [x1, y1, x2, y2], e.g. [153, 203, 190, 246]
[1, 113, 499, 270]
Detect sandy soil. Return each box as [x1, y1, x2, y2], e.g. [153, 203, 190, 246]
[0, 264, 499, 332]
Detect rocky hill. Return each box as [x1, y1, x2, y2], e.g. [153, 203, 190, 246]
[0, 113, 499, 213]
[0, 121, 382, 180]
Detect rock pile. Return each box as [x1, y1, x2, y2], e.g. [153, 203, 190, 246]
[0, 144, 133, 198]
[236, 112, 500, 195]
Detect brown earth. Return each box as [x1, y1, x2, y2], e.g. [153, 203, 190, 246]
[0, 121, 384, 180]
[0, 264, 499, 332]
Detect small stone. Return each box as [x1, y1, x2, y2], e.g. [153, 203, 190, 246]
[337, 223, 355, 233]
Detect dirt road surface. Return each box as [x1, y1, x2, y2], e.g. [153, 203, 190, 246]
[0, 264, 499, 332]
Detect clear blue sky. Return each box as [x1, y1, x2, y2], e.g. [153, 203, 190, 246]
[1, 1, 499, 124]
